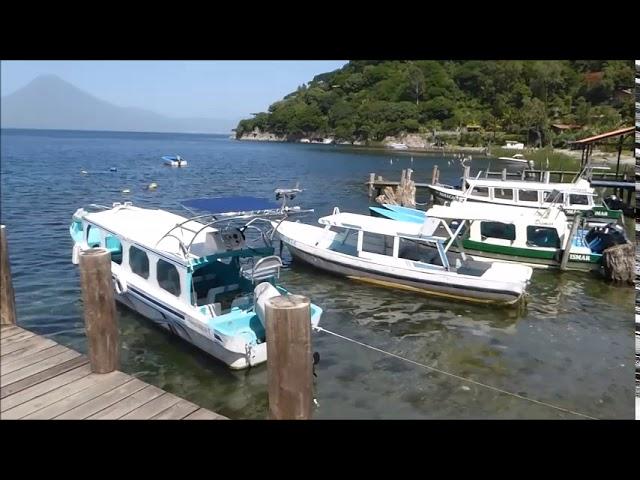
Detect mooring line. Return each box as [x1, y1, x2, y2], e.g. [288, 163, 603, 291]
[313, 326, 598, 420]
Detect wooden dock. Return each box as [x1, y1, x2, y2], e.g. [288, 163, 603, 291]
[0, 325, 227, 420]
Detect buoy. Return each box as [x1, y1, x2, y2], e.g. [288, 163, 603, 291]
[81, 170, 88, 175]
[148, 182, 158, 190]
[122, 189, 130, 194]
[110, 167, 117, 172]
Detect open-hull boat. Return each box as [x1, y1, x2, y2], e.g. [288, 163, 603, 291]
[273, 209, 533, 306]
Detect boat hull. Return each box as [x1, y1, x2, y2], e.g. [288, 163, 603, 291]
[114, 285, 265, 369]
[283, 241, 524, 306]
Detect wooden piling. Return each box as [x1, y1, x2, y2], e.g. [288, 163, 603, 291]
[602, 242, 635, 284]
[463, 166, 470, 181]
[560, 214, 582, 271]
[78, 248, 119, 373]
[265, 294, 313, 420]
[368, 173, 375, 198]
[431, 165, 439, 185]
[501, 168, 507, 181]
[1, 225, 17, 326]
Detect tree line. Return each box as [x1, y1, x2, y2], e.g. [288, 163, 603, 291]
[235, 60, 634, 147]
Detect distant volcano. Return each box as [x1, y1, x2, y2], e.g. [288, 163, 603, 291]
[1, 74, 234, 134]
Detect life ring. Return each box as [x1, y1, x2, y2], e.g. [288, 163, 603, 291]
[113, 276, 128, 295]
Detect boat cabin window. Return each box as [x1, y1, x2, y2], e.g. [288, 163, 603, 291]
[480, 221, 516, 241]
[129, 246, 150, 279]
[543, 191, 564, 203]
[86, 225, 101, 248]
[526, 226, 560, 248]
[518, 190, 539, 203]
[157, 259, 181, 297]
[105, 235, 123, 265]
[471, 186, 489, 197]
[493, 188, 513, 200]
[361, 232, 394, 256]
[569, 194, 589, 205]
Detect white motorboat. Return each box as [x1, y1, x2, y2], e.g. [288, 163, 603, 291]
[273, 209, 533, 306]
[163, 155, 187, 167]
[426, 169, 623, 221]
[69, 192, 322, 370]
[502, 141, 525, 150]
[497, 153, 533, 166]
[387, 143, 409, 150]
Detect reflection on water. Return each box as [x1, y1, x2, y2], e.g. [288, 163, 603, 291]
[0, 129, 634, 419]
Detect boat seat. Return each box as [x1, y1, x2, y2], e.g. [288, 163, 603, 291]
[241, 256, 282, 283]
[457, 260, 491, 277]
[253, 282, 282, 328]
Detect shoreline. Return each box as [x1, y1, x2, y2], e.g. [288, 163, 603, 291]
[235, 137, 636, 164]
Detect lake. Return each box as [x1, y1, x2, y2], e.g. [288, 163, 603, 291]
[0, 128, 635, 419]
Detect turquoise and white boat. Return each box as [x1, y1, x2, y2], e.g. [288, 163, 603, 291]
[372, 202, 629, 271]
[69, 193, 322, 369]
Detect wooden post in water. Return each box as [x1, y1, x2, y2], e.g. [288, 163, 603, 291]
[265, 294, 313, 420]
[431, 165, 439, 185]
[560, 213, 582, 271]
[1, 225, 17, 326]
[78, 248, 119, 373]
[501, 168, 507, 181]
[368, 173, 375, 198]
[463, 165, 470, 182]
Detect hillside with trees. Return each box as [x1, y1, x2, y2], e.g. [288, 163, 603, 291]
[235, 60, 634, 147]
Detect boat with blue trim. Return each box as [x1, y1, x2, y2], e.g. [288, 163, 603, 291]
[69, 191, 322, 369]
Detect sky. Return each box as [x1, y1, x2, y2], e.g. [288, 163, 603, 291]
[0, 60, 348, 120]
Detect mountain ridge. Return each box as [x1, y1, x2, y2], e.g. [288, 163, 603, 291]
[1, 74, 235, 134]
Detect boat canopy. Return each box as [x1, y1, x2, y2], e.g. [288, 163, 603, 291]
[181, 196, 280, 217]
[319, 212, 442, 239]
[465, 177, 595, 192]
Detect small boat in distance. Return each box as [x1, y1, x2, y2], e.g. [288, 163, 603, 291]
[502, 141, 525, 150]
[387, 143, 409, 150]
[163, 155, 187, 167]
[497, 153, 533, 166]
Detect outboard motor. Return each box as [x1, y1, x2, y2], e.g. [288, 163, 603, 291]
[584, 222, 628, 253]
[603, 194, 624, 211]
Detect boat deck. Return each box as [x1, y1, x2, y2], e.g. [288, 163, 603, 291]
[0, 325, 228, 420]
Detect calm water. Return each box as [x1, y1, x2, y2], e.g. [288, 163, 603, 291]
[0, 129, 635, 419]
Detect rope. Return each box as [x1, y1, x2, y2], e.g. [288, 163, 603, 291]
[313, 326, 598, 420]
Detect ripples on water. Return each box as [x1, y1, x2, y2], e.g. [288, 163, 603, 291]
[0, 129, 634, 419]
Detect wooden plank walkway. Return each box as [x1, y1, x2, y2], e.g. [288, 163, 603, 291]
[0, 325, 228, 420]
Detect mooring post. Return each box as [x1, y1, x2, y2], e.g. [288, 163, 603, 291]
[463, 165, 470, 181]
[78, 248, 119, 373]
[431, 165, 438, 185]
[1, 225, 17, 326]
[560, 213, 582, 271]
[368, 172, 375, 198]
[501, 168, 507, 181]
[265, 294, 313, 420]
